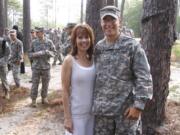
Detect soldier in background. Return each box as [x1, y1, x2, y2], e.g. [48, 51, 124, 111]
[61, 28, 68, 45]
[30, 29, 37, 41]
[3, 28, 11, 45]
[61, 23, 76, 57]
[0, 37, 11, 99]
[9, 30, 23, 88]
[28, 29, 38, 83]
[121, 26, 135, 38]
[93, 6, 153, 135]
[28, 27, 56, 107]
[52, 30, 63, 65]
[12, 25, 23, 42]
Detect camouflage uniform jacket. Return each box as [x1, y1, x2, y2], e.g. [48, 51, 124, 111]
[0, 38, 11, 66]
[28, 38, 56, 70]
[61, 36, 72, 56]
[92, 35, 153, 116]
[9, 39, 23, 64]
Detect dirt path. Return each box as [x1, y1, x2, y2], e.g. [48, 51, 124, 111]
[0, 65, 65, 135]
[0, 63, 180, 135]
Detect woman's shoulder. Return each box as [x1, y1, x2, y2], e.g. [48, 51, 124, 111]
[63, 55, 73, 66]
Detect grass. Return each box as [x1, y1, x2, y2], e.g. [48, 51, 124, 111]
[169, 85, 180, 92]
[0, 86, 30, 115]
[172, 40, 180, 62]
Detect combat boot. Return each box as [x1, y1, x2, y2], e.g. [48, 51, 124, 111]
[42, 98, 49, 105]
[52, 62, 56, 66]
[5, 92, 10, 100]
[31, 100, 37, 107]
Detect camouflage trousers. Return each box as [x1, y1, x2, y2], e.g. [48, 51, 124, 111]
[53, 51, 63, 64]
[0, 66, 10, 92]
[94, 114, 142, 135]
[11, 63, 20, 87]
[31, 69, 50, 100]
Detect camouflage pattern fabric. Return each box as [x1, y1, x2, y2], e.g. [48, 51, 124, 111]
[31, 69, 50, 100]
[52, 32, 63, 64]
[93, 35, 153, 134]
[94, 115, 141, 135]
[9, 39, 23, 64]
[61, 36, 72, 57]
[28, 38, 56, 70]
[9, 39, 23, 87]
[93, 35, 153, 116]
[0, 38, 10, 92]
[28, 37, 55, 100]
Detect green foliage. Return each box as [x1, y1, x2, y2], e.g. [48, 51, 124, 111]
[123, 0, 143, 37]
[8, 0, 22, 12]
[176, 15, 180, 33]
[32, 20, 59, 29]
[7, 0, 22, 28]
[169, 85, 179, 92]
[172, 40, 180, 61]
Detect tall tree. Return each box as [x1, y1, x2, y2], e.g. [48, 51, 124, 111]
[80, 0, 84, 23]
[0, 0, 5, 36]
[8, 0, 22, 27]
[107, 0, 115, 5]
[120, 0, 126, 20]
[141, 0, 178, 134]
[86, 0, 105, 43]
[4, 0, 8, 27]
[124, 0, 142, 36]
[39, 0, 53, 28]
[115, 0, 118, 7]
[23, 0, 31, 52]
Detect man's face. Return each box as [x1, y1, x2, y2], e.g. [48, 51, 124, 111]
[67, 27, 74, 35]
[36, 31, 44, 39]
[10, 33, 17, 41]
[101, 15, 120, 38]
[31, 31, 36, 38]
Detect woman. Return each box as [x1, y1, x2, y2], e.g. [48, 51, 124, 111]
[61, 24, 95, 135]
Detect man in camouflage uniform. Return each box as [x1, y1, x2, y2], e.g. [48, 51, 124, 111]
[28, 29, 38, 83]
[3, 28, 11, 45]
[52, 30, 63, 65]
[9, 30, 23, 88]
[30, 29, 37, 42]
[28, 27, 56, 107]
[93, 6, 153, 135]
[61, 23, 76, 57]
[0, 37, 11, 99]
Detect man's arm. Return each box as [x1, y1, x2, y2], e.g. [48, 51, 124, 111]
[124, 42, 153, 120]
[0, 42, 11, 65]
[132, 43, 153, 110]
[28, 41, 47, 58]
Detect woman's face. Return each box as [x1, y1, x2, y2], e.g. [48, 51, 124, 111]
[76, 31, 91, 52]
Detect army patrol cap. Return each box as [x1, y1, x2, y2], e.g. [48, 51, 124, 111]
[35, 27, 44, 33]
[66, 23, 76, 28]
[100, 6, 120, 20]
[31, 29, 37, 33]
[9, 29, 16, 35]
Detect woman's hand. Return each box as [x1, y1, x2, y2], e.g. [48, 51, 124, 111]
[64, 118, 73, 133]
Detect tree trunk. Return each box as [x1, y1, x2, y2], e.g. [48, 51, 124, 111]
[115, 0, 118, 7]
[107, 0, 114, 6]
[86, 0, 105, 43]
[4, 0, 7, 27]
[120, 0, 125, 20]
[23, 0, 31, 52]
[80, 0, 84, 23]
[0, 0, 5, 36]
[141, 0, 177, 134]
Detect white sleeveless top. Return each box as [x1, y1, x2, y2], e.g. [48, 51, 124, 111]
[70, 57, 96, 116]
